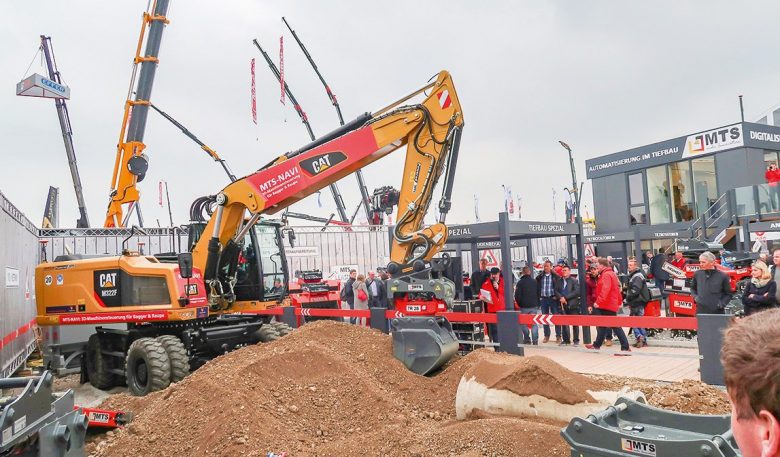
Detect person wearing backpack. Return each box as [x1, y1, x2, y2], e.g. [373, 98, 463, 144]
[352, 274, 370, 326]
[625, 257, 650, 348]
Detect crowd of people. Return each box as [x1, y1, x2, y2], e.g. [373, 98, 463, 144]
[336, 247, 780, 350]
[340, 269, 389, 326]
[467, 247, 780, 352]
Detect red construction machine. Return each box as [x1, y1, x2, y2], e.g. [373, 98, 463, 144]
[288, 269, 341, 324]
[663, 239, 755, 316]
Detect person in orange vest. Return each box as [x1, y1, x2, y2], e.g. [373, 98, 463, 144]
[480, 267, 506, 343]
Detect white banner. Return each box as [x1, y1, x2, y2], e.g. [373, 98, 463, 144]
[285, 246, 320, 257]
[331, 264, 358, 282]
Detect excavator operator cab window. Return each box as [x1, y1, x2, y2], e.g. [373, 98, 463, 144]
[227, 222, 287, 302]
[233, 237, 261, 302]
[255, 224, 286, 299]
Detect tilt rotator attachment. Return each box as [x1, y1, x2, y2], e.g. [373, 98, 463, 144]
[561, 396, 739, 457]
[0, 371, 89, 456]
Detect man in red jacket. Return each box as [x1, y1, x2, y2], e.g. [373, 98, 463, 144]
[586, 258, 631, 353]
[480, 267, 505, 343]
[767, 162, 780, 210]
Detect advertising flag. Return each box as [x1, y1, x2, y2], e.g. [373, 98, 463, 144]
[279, 36, 285, 105]
[251, 58, 257, 124]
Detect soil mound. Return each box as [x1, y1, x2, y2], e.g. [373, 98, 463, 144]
[460, 353, 606, 405]
[90, 321, 729, 456]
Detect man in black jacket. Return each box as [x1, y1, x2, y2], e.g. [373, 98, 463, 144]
[514, 266, 539, 344]
[691, 251, 732, 314]
[772, 249, 780, 304]
[650, 248, 670, 307]
[471, 258, 490, 299]
[555, 265, 581, 346]
[626, 258, 650, 348]
[342, 269, 357, 323]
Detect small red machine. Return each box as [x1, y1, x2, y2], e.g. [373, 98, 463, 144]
[663, 240, 755, 316]
[78, 406, 133, 428]
[287, 270, 341, 324]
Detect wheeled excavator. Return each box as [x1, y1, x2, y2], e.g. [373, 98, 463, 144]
[36, 70, 464, 395]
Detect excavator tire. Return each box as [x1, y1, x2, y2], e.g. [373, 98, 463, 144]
[125, 338, 171, 396]
[156, 335, 190, 383]
[86, 334, 117, 390]
[271, 321, 294, 337]
[252, 325, 281, 343]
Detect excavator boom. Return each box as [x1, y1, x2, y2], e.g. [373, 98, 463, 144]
[193, 70, 464, 300]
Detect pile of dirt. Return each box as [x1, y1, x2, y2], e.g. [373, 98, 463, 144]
[460, 353, 607, 405]
[93, 322, 558, 456]
[88, 321, 728, 456]
[594, 376, 731, 415]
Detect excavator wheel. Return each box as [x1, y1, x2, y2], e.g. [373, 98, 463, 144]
[125, 338, 171, 396]
[251, 325, 281, 344]
[271, 321, 294, 337]
[156, 335, 190, 383]
[86, 334, 118, 390]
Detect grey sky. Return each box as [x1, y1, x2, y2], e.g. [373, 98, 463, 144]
[2, 1, 779, 228]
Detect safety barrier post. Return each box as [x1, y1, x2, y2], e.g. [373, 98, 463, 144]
[497, 311, 523, 355]
[282, 306, 298, 328]
[697, 314, 731, 386]
[370, 307, 390, 333]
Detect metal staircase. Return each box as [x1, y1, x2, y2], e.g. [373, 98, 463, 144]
[687, 183, 780, 247]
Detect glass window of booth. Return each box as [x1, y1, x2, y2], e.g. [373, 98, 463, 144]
[646, 165, 671, 224]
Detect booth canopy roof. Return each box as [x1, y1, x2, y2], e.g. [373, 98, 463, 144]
[446, 220, 579, 244]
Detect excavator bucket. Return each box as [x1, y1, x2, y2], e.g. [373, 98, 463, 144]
[390, 316, 458, 375]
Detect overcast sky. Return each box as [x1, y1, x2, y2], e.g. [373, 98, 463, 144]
[2, 1, 780, 229]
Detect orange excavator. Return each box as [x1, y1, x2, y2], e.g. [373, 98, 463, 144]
[36, 70, 464, 395]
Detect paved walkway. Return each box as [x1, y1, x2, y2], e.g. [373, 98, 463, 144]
[522, 343, 700, 382]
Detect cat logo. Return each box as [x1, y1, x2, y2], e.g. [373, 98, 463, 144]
[99, 272, 117, 288]
[300, 152, 347, 177]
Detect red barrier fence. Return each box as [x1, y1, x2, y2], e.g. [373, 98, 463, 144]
[240, 307, 698, 330]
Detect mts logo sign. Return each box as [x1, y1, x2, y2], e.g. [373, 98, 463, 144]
[621, 438, 656, 456]
[684, 124, 743, 157]
[300, 152, 347, 177]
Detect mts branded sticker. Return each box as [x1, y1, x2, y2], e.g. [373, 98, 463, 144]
[674, 300, 694, 310]
[621, 438, 656, 456]
[88, 412, 110, 423]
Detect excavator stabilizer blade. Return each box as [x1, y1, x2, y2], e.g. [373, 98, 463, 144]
[390, 316, 458, 375]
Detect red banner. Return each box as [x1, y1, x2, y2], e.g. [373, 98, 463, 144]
[158, 181, 163, 206]
[251, 58, 257, 124]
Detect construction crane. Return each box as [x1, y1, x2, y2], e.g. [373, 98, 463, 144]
[104, 0, 171, 228]
[282, 17, 373, 222]
[17, 36, 90, 227]
[252, 39, 351, 224]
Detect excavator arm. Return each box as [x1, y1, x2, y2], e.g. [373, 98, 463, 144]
[192, 70, 463, 308]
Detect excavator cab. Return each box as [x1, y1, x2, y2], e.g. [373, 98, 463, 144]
[186, 219, 289, 307]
